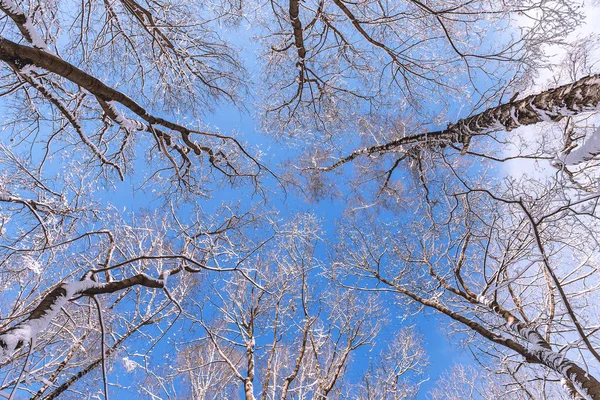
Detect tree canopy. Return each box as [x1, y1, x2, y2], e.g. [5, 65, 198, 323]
[0, 0, 599, 398]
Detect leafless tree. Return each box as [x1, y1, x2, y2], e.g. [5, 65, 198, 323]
[255, 0, 580, 138]
[332, 159, 600, 398]
[147, 215, 426, 399]
[0, 189, 269, 398]
[0, 0, 267, 194]
[1, 0, 599, 399]
[428, 364, 553, 400]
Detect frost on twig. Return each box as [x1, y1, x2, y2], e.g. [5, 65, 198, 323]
[15, 68, 125, 180]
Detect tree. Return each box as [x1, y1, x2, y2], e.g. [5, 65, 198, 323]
[0, 0, 265, 192]
[153, 215, 427, 399]
[1, 0, 600, 398]
[331, 161, 600, 398]
[256, 0, 580, 137]
[0, 202, 269, 397]
[429, 364, 546, 399]
[317, 73, 600, 172]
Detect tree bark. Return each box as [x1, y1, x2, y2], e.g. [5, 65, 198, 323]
[372, 272, 600, 399]
[477, 295, 599, 399]
[324, 74, 600, 170]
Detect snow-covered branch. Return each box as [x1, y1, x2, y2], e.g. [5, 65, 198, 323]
[0, 273, 166, 361]
[97, 98, 146, 133]
[0, 0, 49, 51]
[16, 68, 125, 180]
[559, 126, 600, 165]
[0, 37, 264, 180]
[0, 279, 97, 360]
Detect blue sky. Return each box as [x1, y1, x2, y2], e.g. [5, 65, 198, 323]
[196, 99, 476, 396]
[4, 1, 588, 397]
[81, 83, 478, 397]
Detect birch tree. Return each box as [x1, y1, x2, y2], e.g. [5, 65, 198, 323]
[152, 215, 427, 400]
[332, 163, 600, 398]
[255, 0, 579, 138]
[1, 0, 599, 399]
[302, 34, 600, 203]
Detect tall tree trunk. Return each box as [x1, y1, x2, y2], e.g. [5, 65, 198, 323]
[478, 295, 600, 399]
[372, 271, 600, 399]
[324, 74, 600, 170]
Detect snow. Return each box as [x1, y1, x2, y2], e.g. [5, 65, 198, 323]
[519, 337, 593, 399]
[0, 279, 99, 360]
[105, 101, 146, 131]
[122, 357, 138, 372]
[0, 0, 49, 51]
[488, 300, 595, 395]
[503, 2, 600, 178]
[509, 106, 521, 127]
[528, 101, 558, 122]
[18, 64, 38, 75]
[0, 273, 172, 361]
[476, 294, 493, 307]
[559, 126, 600, 165]
[569, 374, 593, 400]
[22, 255, 42, 275]
[22, 19, 47, 51]
[0, 0, 19, 14]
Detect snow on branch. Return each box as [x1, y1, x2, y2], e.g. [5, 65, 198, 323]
[0, 273, 166, 361]
[0, 37, 265, 180]
[16, 69, 125, 180]
[98, 99, 146, 132]
[0, 279, 98, 360]
[558, 126, 600, 165]
[0, 0, 49, 51]
[0, 250, 256, 363]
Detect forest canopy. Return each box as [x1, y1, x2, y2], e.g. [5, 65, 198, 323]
[0, 0, 600, 399]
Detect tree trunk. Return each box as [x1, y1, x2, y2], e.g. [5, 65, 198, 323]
[324, 74, 600, 170]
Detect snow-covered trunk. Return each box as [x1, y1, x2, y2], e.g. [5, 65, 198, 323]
[508, 319, 600, 399]
[244, 323, 256, 400]
[477, 295, 600, 399]
[0, 273, 166, 361]
[444, 74, 600, 146]
[323, 74, 600, 170]
[244, 378, 255, 400]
